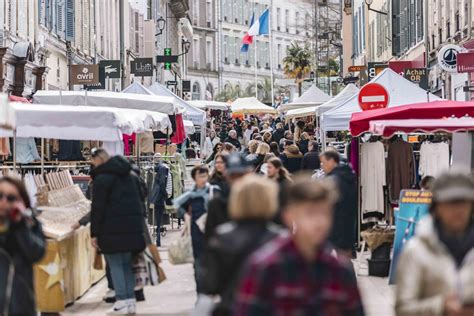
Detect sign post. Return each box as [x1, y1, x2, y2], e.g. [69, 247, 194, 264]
[358, 83, 389, 111]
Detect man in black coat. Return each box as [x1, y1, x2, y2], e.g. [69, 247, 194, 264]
[320, 150, 357, 260]
[301, 141, 321, 171]
[224, 130, 242, 151]
[90, 150, 146, 314]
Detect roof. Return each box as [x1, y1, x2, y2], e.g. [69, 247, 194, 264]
[279, 85, 331, 112]
[321, 68, 441, 132]
[231, 97, 277, 114]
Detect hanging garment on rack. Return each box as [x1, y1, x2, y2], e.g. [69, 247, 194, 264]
[149, 162, 170, 206]
[59, 140, 84, 161]
[166, 169, 173, 198]
[419, 142, 450, 178]
[138, 131, 154, 154]
[123, 134, 136, 156]
[361, 141, 386, 222]
[349, 138, 359, 176]
[387, 138, 415, 202]
[102, 141, 125, 156]
[0, 137, 10, 157]
[24, 173, 38, 207]
[171, 113, 186, 144]
[16, 137, 41, 164]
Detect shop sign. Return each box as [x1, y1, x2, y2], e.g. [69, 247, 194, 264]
[404, 68, 428, 90]
[389, 190, 432, 284]
[368, 62, 388, 81]
[389, 60, 425, 76]
[130, 58, 154, 77]
[358, 83, 389, 111]
[70, 64, 99, 85]
[348, 65, 366, 72]
[101, 60, 121, 79]
[84, 65, 106, 90]
[437, 44, 462, 73]
[457, 51, 474, 73]
[182, 80, 191, 92]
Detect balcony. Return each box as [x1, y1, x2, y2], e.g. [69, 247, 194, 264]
[169, 0, 189, 19]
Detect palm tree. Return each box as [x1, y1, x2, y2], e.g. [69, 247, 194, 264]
[215, 84, 243, 102]
[283, 42, 313, 96]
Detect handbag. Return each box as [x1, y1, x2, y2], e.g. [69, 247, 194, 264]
[168, 213, 194, 265]
[93, 250, 103, 270]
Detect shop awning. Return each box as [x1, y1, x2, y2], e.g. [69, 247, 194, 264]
[350, 100, 474, 136]
[231, 97, 277, 114]
[279, 85, 331, 112]
[33, 90, 180, 115]
[321, 68, 440, 132]
[0, 103, 172, 141]
[188, 100, 229, 111]
[369, 118, 474, 138]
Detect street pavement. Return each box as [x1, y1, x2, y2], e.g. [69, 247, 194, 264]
[63, 226, 395, 316]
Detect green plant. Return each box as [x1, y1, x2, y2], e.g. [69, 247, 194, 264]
[283, 42, 313, 96]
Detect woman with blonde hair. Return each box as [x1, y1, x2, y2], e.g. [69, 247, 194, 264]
[263, 131, 273, 145]
[253, 142, 270, 173]
[202, 175, 280, 315]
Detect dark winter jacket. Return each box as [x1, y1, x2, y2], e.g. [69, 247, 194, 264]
[281, 146, 303, 174]
[298, 139, 309, 154]
[224, 137, 242, 150]
[327, 164, 358, 250]
[0, 216, 45, 316]
[90, 156, 146, 254]
[301, 148, 321, 171]
[204, 185, 230, 242]
[272, 128, 285, 144]
[203, 221, 280, 315]
[149, 163, 169, 205]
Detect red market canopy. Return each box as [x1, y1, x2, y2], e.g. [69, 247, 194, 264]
[349, 100, 474, 136]
[369, 118, 474, 138]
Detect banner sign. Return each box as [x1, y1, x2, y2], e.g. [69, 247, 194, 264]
[70, 64, 99, 85]
[404, 68, 429, 90]
[100, 60, 121, 78]
[348, 65, 366, 72]
[388, 190, 432, 284]
[130, 58, 154, 77]
[457, 52, 474, 73]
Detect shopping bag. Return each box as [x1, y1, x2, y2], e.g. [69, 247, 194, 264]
[93, 250, 103, 270]
[168, 214, 194, 265]
[144, 248, 167, 285]
[148, 244, 162, 264]
[133, 252, 148, 289]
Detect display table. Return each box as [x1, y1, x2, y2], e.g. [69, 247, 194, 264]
[33, 185, 104, 313]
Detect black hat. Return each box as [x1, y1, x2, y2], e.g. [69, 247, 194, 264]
[226, 153, 252, 175]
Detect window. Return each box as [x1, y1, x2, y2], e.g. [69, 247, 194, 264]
[295, 12, 299, 34]
[228, 36, 235, 64]
[438, 27, 442, 45]
[392, 0, 424, 56]
[276, 8, 281, 31]
[447, 21, 451, 39]
[285, 10, 289, 32]
[192, 82, 201, 100]
[223, 35, 229, 63]
[455, 11, 460, 32]
[277, 44, 281, 69]
[234, 36, 240, 64]
[193, 37, 200, 68]
[206, 0, 212, 27]
[193, 0, 199, 25]
[206, 39, 212, 68]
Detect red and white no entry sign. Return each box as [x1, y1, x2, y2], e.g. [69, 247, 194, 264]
[358, 83, 389, 111]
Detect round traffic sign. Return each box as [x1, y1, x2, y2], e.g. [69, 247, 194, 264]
[358, 83, 389, 111]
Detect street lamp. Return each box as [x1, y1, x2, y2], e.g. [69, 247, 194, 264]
[182, 39, 191, 55]
[155, 17, 166, 36]
[365, 0, 388, 15]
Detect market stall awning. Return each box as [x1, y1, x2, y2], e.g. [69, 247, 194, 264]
[317, 84, 359, 116]
[146, 83, 206, 125]
[231, 97, 277, 114]
[350, 100, 474, 136]
[188, 100, 229, 111]
[321, 68, 440, 132]
[33, 90, 180, 115]
[184, 120, 196, 134]
[0, 103, 172, 141]
[279, 85, 331, 112]
[369, 118, 474, 138]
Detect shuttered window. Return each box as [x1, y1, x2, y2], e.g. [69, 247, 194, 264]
[392, 0, 423, 56]
[65, 0, 74, 41]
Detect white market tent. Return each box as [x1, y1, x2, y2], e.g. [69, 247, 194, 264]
[33, 90, 180, 115]
[183, 120, 196, 135]
[188, 100, 229, 111]
[321, 69, 441, 132]
[279, 85, 331, 112]
[0, 103, 171, 141]
[231, 97, 277, 115]
[285, 84, 360, 120]
[146, 83, 206, 125]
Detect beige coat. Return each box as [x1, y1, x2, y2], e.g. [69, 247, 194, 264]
[395, 216, 474, 316]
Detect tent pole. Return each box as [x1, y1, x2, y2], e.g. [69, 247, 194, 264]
[13, 130, 17, 171]
[41, 138, 45, 175]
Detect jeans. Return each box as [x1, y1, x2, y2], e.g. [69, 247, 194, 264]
[105, 260, 114, 290]
[154, 203, 165, 246]
[105, 252, 135, 300]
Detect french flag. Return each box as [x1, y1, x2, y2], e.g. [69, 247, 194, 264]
[241, 14, 255, 53]
[241, 9, 270, 52]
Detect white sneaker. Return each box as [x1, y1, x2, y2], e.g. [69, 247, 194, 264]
[127, 299, 137, 315]
[109, 300, 129, 315]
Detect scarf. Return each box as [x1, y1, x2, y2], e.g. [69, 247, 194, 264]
[436, 219, 474, 267]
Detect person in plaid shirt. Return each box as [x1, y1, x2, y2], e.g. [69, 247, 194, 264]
[234, 177, 365, 316]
